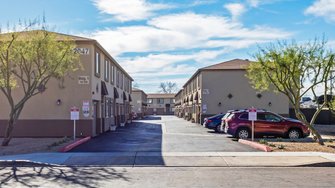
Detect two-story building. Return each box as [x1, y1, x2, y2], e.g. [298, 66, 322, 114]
[147, 94, 175, 115]
[131, 88, 148, 119]
[174, 89, 184, 118]
[0, 31, 133, 137]
[174, 59, 289, 124]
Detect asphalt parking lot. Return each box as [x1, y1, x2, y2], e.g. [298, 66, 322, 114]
[71, 116, 257, 152]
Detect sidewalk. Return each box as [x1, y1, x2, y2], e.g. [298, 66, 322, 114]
[1, 152, 335, 167]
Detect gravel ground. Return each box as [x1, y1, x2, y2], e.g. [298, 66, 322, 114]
[261, 124, 335, 153]
[0, 137, 73, 156]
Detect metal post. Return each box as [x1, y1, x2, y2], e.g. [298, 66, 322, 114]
[73, 120, 76, 141]
[252, 120, 254, 141]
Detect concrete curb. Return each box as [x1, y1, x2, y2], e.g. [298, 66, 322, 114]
[59, 136, 91, 152]
[238, 139, 272, 152]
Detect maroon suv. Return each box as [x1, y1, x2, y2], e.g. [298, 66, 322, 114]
[224, 110, 310, 139]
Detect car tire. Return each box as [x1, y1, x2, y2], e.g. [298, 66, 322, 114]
[215, 125, 222, 133]
[287, 129, 302, 139]
[236, 128, 250, 139]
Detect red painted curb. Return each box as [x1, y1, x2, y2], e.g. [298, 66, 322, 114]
[59, 136, 91, 152]
[238, 139, 272, 152]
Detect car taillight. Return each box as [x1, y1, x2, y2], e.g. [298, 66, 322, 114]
[207, 119, 213, 123]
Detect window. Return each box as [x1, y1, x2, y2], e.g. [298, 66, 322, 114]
[239, 113, 248, 120]
[257, 113, 266, 121]
[121, 73, 124, 89]
[111, 65, 114, 84]
[104, 59, 109, 82]
[95, 52, 100, 77]
[197, 75, 200, 88]
[157, 98, 164, 104]
[170, 99, 175, 104]
[264, 114, 282, 122]
[116, 70, 119, 87]
[124, 77, 127, 92]
[147, 99, 153, 104]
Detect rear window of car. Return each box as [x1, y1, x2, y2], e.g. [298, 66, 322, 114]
[238, 113, 248, 120]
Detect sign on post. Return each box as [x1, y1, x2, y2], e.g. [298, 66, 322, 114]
[248, 108, 257, 141]
[70, 107, 79, 140]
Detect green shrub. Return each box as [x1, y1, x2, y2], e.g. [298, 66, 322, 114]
[278, 145, 285, 149]
[259, 139, 268, 145]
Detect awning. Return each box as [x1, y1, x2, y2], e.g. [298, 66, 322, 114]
[114, 87, 119, 98]
[129, 94, 132, 102]
[123, 92, 127, 100]
[101, 81, 109, 96]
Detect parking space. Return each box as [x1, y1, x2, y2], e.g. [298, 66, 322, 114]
[70, 116, 257, 152]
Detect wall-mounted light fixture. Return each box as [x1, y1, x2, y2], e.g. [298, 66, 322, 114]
[227, 93, 233, 99]
[268, 102, 272, 107]
[257, 93, 262, 99]
[56, 99, 62, 105]
[218, 102, 222, 106]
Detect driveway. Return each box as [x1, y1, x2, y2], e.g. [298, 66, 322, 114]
[71, 116, 257, 152]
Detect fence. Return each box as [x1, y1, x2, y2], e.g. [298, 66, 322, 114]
[289, 108, 335, 124]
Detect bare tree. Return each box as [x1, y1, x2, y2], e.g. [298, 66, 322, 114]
[158, 82, 178, 93]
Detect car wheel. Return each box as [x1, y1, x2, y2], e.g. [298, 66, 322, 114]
[287, 129, 302, 139]
[215, 125, 222, 133]
[236, 128, 250, 139]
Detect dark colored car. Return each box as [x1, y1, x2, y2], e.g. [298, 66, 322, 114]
[317, 95, 333, 104]
[203, 114, 225, 132]
[224, 109, 310, 139]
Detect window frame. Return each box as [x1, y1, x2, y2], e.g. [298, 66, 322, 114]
[104, 59, 109, 82]
[95, 52, 101, 77]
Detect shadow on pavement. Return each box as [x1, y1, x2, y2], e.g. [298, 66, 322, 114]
[0, 162, 129, 188]
[69, 121, 166, 166]
[296, 162, 335, 167]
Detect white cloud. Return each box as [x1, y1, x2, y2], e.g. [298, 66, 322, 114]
[90, 13, 291, 56]
[191, 0, 217, 6]
[245, 0, 285, 8]
[305, 0, 335, 22]
[86, 10, 292, 92]
[246, 0, 261, 7]
[224, 3, 246, 21]
[92, 0, 172, 22]
[119, 49, 227, 75]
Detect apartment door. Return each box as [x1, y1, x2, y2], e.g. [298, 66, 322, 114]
[166, 104, 171, 114]
[92, 101, 98, 136]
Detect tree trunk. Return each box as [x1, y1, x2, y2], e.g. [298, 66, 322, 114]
[306, 123, 324, 145]
[294, 108, 324, 145]
[2, 118, 15, 146]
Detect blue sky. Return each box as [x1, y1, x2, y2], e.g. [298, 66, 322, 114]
[0, 0, 334, 93]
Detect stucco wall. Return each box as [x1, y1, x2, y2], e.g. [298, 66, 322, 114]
[0, 42, 93, 120]
[201, 70, 289, 115]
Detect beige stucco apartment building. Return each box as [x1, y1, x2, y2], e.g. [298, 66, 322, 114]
[131, 88, 148, 118]
[0, 32, 133, 137]
[174, 59, 289, 124]
[147, 94, 175, 115]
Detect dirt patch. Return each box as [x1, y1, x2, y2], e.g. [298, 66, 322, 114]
[254, 124, 335, 153]
[0, 137, 73, 156]
[267, 141, 335, 153]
